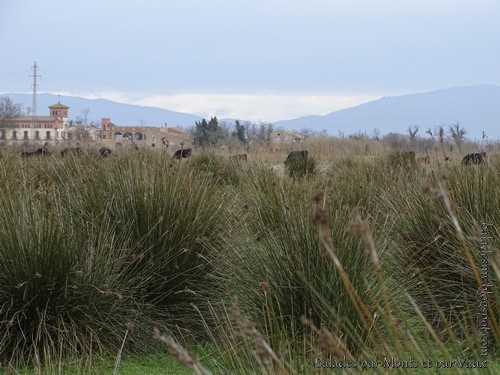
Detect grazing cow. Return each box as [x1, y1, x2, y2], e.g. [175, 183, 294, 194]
[231, 153, 247, 161]
[284, 150, 308, 165]
[417, 156, 430, 163]
[99, 147, 112, 158]
[21, 146, 51, 157]
[61, 147, 83, 156]
[171, 148, 192, 160]
[462, 152, 486, 165]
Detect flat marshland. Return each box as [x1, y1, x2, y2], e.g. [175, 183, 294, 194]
[0, 138, 498, 374]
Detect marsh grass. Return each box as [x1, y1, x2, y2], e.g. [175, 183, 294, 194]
[1, 145, 499, 374]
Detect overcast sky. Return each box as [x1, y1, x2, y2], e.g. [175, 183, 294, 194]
[1, 0, 499, 122]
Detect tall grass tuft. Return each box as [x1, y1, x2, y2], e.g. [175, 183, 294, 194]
[382, 164, 499, 345]
[0, 175, 152, 366]
[206, 167, 386, 365]
[0, 151, 230, 367]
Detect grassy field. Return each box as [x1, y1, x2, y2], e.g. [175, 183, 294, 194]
[0, 137, 498, 374]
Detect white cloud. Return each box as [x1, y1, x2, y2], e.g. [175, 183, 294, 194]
[131, 92, 378, 122]
[57, 90, 378, 122]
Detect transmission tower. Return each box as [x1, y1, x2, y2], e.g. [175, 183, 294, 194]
[29, 62, 41, 116]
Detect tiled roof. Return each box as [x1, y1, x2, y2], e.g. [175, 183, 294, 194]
[49, 102, 69, 109]
[5, 116, 57, 123]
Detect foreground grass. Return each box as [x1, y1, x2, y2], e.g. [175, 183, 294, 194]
[9, 353, 193, 375]
[0, 146, 498, 374]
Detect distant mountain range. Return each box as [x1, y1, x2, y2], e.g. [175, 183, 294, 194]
[5, 85, 500, 140]
[275, 85, 500, 141]
[6, 93, 203, 128]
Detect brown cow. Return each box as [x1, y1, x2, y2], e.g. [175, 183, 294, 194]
[417, 156, 430, 163]
[231, 153, 247, 161]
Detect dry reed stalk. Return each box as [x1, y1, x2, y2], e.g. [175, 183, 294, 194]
[113, 323, 134, 375]
[153, 327, 212, 375]
[230, 298, 291, 375]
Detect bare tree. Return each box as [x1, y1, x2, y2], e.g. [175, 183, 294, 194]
[82, 108, 90, 127]
[408, 125, 419, 146]
[0, 96, 22, 127]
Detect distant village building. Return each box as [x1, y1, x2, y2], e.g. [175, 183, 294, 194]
[269, 130, 307, 152]
[95, 118, 191, 151]
[0, 102, 191, 151]
[0, 102, 69, 144]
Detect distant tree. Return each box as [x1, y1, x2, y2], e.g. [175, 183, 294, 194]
[426, 128, 434, 140]
[261, 122, 274, 145]
[232, 120, 247, 143]
[349, 131, 369, 140]
[449, 122, 466, 152]
[481, 131, 487, 151]
[371, 128, 381, 140]
[193, 117, 223, 147]
[383, 132, 408, 149]
[82, 108, 90, 127]
[0, 96, 22, 127]
[408, 125, 419, 145]
[217, 120, 233, 143]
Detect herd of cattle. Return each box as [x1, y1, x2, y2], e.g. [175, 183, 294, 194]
[16, 146, 113, 158]
[0, 145, 489, 166]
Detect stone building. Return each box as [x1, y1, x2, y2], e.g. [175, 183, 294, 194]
[94, 118, 191, 151]
[269, 130, 307, 152]
[1, 102, 191, 152]
[0, 102, 69, 144]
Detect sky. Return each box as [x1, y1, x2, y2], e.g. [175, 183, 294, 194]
[1, 0, 499, 123]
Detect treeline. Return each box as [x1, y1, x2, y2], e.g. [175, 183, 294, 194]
[189, 117, 274, 148]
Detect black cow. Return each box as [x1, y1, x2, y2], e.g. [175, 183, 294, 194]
[284, 150, 308, 165]
[61, 147, 83, 156]
[462, 152, 486, 165]
[21, 146, 51, 157]
[99, 147, 112, 157]
[171, 148, 192, 160]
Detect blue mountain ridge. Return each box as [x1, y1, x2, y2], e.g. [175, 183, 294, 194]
[274, 85, 500, 141]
